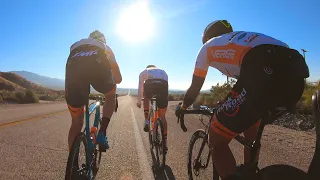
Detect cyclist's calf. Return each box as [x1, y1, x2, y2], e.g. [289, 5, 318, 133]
[143, 97, 150, 119]
[103, 88, 116, 119]
[209, 126, 236, 178]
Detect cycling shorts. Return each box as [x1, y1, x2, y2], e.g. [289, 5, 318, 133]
[143, 79, 169, 110]
[212, 44, 308, 138]
[65, 44, 116, 117]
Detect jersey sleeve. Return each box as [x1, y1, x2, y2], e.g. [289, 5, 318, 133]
[193, 46, 209, 78]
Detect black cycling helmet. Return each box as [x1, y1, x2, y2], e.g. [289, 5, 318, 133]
[146, 65, 156, 68]
[202, 20, 233, 44]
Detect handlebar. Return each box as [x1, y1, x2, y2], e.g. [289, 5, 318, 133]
[88, 94, 119, 112]
[177, 108, 215, 132]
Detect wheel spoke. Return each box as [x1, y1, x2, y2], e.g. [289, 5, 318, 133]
[188, 130, 217, 180]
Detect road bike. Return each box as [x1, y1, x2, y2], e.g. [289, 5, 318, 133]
[65, 94, 119, 180]
[177, 90, 320, 180]
[146, 95, 167, 171]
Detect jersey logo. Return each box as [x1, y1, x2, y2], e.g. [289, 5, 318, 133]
[212, 49, 236, 59]
[71, 50, 98, 58]
[216, 88, 247, 117]
[207, 44, 251, 66]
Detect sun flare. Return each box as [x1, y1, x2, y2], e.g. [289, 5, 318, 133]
[116, 1, 155, 43]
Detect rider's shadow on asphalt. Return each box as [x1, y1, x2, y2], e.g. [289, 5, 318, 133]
[152, 165, 175, 180]
[150, 150, 176, 180]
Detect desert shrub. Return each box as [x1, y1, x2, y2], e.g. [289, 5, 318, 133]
[39, 94, 56, 101]
[0, 90, 18, 102]
[15, 91, 25, 103]
[24, 89, 39, 103]
[195, 78, 236, 107]
[168, 94, 174, 101]
[297, 81, 320, 114]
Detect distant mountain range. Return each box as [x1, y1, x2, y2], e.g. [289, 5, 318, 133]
[12, 71, 65, 90]
[0, 71, 59, 94]
[9, 71, 211, 95]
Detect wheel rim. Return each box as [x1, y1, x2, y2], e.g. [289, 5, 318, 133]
[188, 131, 215, 180]
[67, 134, 91, 180]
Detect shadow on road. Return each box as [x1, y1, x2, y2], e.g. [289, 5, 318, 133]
[258, 164, 307, 180]
[153, 165, 175, 180]
[149, 145, 176, 180]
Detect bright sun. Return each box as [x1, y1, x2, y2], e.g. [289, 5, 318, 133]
[116, 1, 155, 43]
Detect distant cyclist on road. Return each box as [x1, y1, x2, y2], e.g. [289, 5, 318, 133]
[137, 65, 169, 151]
[175, 20, 309, 179]
[65, 30, 122, 152]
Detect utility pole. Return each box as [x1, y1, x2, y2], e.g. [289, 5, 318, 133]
[301, 49, 307, 59]
[301, 49, 309, 86]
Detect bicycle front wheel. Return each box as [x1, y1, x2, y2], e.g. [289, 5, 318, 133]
[154, 118, 166, 170]
[65, 133, 90, 180]
[187, 129, 219, 180]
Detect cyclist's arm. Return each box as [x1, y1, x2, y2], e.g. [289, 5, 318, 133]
[110, 60, 122, 84]
[137, 70, 146, 103]
[106, 48, 122, 84]
[182, 47, 209, 109]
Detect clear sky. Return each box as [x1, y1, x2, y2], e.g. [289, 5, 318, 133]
[1, 0, 319, 90]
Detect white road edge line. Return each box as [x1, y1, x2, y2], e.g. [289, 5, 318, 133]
[130, 107, 154, 180]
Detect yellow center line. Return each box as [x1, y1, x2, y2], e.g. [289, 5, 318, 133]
[0, 109, 69, 129]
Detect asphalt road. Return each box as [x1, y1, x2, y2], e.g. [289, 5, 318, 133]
[0, 96, 317, 180]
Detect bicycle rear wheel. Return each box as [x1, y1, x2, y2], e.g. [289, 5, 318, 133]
[187, 129, 219, 180]
[154, 118, 166, 170]
[148, 112, 154, 150]
[65, 133, 90, 180]
[92, 141, 102, 178]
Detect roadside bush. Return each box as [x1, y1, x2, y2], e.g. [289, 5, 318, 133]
[168, 94, 184, 101]
[14, 91, 25, 103]
[24, 89, 39, 103]
[196, 78, 236, 107]
[297, 81, 320, 114]
[0, 90, 18, 102]
[174, 94, 184, 101]
[168, 94, 174, 101]
[39, 94, 56, 101]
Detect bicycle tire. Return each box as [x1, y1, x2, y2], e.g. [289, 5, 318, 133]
[92, 140, 102, 178]
[156, 118, 166, 170]
[148, 112, 154, 150]
[65, 133, 89, 180]
[187, 129, 219, 180]
[91, 122, 102, 178]
[152, 118, 166, 170]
